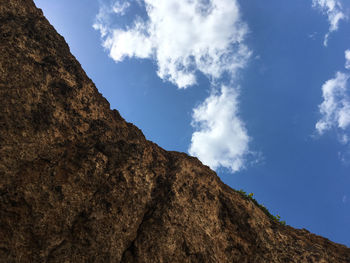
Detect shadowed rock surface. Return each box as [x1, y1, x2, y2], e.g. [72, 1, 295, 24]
[1, 0, 350, 262]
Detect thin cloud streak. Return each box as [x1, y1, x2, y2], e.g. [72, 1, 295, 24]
[312, 0, 347, 46]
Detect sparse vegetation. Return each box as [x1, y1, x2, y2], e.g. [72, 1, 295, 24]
[237, 189, 286, 226]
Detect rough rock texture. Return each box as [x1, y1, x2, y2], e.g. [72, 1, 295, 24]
[0, 0, 349, 262]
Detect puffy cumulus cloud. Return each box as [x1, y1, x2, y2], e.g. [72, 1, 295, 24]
[94, 0, 250, 88]
[312, 0, 347, 46]
[316, 72, 350, 136]
[345, 49, 350, 69]
[102, 21, 154, 61]
[94, 0, 252, 172]
[189, 86, 250, 172]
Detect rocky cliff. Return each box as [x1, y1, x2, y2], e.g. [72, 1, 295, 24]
[0, 0, 349, 262]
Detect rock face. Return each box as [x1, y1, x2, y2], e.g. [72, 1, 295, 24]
[0, 0, 349, 262]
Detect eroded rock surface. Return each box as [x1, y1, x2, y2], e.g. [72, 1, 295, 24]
[1, 0, 350, 262]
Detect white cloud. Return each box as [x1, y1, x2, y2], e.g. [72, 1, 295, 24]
[316, 72, 350, 135]
[94, 0, 252, 172]
[312, 0, 347, 46]
[94, 0, 250, 88]
[189, 86, 250, 172]
[102, 21, 154, 61]
[345, 49, 350, 69]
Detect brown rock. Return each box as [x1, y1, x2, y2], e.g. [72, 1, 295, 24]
[0, 0, 349, 262]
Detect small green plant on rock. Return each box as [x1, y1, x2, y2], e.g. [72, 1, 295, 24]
[236, 189, 286, 226]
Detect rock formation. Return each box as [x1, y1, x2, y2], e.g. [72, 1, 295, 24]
[0, 0, 349, 262]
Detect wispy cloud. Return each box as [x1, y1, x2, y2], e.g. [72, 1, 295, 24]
[94, 0, 252, 172]
[316, 72, 350, 136]
[316, 51, 350, 138]
[315, 51, 350, 144]
[345, 49, 350, 69]
[312, 0, 347, 46]
[112, 1, 130, 15]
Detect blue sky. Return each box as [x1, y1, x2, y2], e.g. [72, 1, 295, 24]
[34, 0, 350, 246]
